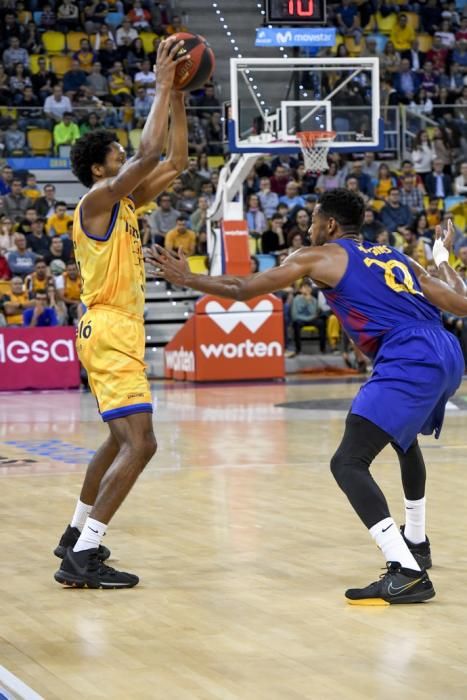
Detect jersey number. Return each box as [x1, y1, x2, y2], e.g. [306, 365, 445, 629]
[363, 258, 422, 296]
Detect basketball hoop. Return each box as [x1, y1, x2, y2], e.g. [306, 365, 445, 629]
[297, 131, 336, 173]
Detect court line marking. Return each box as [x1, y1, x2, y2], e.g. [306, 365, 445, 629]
[0, 665, 43, 700]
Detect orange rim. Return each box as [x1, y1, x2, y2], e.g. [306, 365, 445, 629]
[297, 131, 336, 146]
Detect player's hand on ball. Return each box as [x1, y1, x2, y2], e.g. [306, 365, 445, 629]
[433, 221, 453, 267]
[155, 37, 190, 88]
[148, 244, 191, 286]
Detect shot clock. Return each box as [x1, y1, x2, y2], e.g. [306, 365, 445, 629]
[264, 0, 326, 25]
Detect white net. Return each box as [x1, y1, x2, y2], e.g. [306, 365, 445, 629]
[297, 131, 336, 173]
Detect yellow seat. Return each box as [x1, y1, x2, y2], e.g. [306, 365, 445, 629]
[115, 128, 129, 149]
[66, 31, 89, 53]
[405, 12, 420, 30]
[0, 107, 17, 121]
[454, 214, 466, 231]
[207, 155, 225, 169]
[42, 31, 66, 54]
[188, 255, 208, 274]
[50, 55, 73, 78]
[417, 34, 433, 52]
[139, 32, 159, 54]
[301, 325, 318, 335]
[129, 128, 142, 152]
[0, 279, 11, 296]
[29, 54, 49, 74]
[248, 236, 261, 255]
[375, 12, 397, 34]
[27, 129, 52, 155]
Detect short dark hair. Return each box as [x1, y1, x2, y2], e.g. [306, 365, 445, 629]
[55, 201, 67, 208]
[318, 188, 365, 229]
[177, 215, 188, 222]
[70, 129, 117, 188]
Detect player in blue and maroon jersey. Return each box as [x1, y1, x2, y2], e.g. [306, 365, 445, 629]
[150, 188, 465, 606]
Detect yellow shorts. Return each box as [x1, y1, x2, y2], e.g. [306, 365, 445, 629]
[77, 306, 153, 422]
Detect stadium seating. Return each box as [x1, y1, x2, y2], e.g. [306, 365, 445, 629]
[50, 55, 73, 78]
[105, 12, 125, 28]
[375, 12, 397, 34]
[187, 256, 208, 274]
[115, 129, 129, 150]
[66, 32, 89, 53]
[42, 31, 67, 55]
[129, 129, 143, 152]
[27, 129, 53, 155]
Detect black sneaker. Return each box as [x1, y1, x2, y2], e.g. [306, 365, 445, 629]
[54, 525, 111, 562]
[54, 547, 139, 589]
[400, 525, 432, 570]
[345, 561, 435, 606]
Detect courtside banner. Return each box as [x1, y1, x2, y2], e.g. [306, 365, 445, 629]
[164, 295, 285, 382]
[194, 295, 284, 381]
[0, 327, 80, 391]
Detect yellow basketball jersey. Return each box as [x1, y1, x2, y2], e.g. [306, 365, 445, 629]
[73, 195, 145, 317]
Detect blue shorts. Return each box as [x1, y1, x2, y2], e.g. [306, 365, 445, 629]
[351, 321, 464, 452]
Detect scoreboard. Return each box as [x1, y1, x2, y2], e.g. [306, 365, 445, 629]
[265, 0, 327, 25]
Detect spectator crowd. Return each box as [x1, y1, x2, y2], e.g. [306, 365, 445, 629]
[0, 0, 467, 367]
[0, 0, 222, 156]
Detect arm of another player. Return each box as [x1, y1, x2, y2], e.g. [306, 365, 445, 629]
[148, 245, 334, 300]
[432, 221, 467, 296]
[409, 256, 467, 316]
[83, 38, 188, 215]
[131, 90, 188, 209]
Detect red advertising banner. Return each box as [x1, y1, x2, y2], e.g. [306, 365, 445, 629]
[0, 327, 80, 391]
[165, 294, 285, 382]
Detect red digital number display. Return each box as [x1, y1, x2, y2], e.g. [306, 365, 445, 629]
[266, 0, 326, 24]
[288, 0, 314, 16]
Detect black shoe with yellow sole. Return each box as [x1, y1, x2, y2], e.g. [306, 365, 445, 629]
[345, 561, 435, 606]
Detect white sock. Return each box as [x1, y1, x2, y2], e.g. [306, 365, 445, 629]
[73, 517, 107, 553]
[370, 517, 420, 571]
[70, 499, 92, 531]
[404, 497, 426, 545]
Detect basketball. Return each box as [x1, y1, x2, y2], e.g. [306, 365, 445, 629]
[172, 32, 215, 92]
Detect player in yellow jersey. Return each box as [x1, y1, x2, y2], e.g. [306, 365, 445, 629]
[54, 36, 189, 589]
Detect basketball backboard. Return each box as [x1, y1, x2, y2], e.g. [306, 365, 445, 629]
[229, 57, 382, 155]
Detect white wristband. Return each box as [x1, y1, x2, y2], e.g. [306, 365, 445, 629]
[433, 238, 449, 267]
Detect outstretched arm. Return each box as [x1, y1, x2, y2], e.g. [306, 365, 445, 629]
[431, 221, 467, 296]
[131, 91, 188, 209]
[147, 245, 337, 301]
[83, 38, 187, 218]
[409, 257, 467, 316]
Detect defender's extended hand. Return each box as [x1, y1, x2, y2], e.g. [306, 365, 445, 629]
[433, 220, 454, 267]
[148, 244, 191, 286]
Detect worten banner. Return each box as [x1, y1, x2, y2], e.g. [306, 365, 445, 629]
[0, 327, 80, 391]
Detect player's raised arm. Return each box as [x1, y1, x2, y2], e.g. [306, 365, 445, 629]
[82, 37, 188, 214]
[431, 221, 467, 296]
[409, 256, 467, 316]
[131, 90, 188, 209]
[147, 245, 340, 300]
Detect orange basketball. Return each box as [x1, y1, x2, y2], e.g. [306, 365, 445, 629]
[172, 32, 215, 92]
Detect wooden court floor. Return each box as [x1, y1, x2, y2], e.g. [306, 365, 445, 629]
[1, 377, 467, 700]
